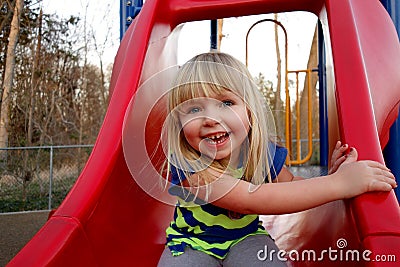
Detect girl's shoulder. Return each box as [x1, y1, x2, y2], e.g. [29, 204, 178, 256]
[273, 144, 288, 160]
[170, 163, 192, 185]
[269, 143, 288, 180]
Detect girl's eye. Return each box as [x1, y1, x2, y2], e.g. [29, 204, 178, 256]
[221, 100, 234, 107]
[188, 107, 201, 114]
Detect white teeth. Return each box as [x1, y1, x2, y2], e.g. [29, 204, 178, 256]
[205, 133, 228, 144]
[209, 133, 226, 140]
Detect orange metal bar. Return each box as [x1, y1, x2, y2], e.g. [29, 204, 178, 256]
[245, 19, 315, 165]
[245, 18, 291, 163]
[287, 69, 314, 165]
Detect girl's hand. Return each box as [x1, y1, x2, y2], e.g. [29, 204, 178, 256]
[329, 141, 350, 174]
[332, 148, 397, 198]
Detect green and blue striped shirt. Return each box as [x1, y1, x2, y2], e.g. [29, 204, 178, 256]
[165, 145, 288, 259]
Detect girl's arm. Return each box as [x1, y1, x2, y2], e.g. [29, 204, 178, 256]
[201, 148, 396, 215]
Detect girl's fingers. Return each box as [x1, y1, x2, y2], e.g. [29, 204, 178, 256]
[374, 168, 395, 180]
[335, 141, 342, 149]
[331, 142, 341, 156]
[374, 175, 397, 189]
[331, 142, 349, 160]
[343, 148, 357, 164]
[371, 181, 396, 191]
[331, 155, 346, 169]
[364, 161, 397, 188]
[330, 142, 347, 173]
[337, 143, 348, 153]
[365, 160, 392, 172]
[360, 160, 393, 177]
[386, 176, 398, 187]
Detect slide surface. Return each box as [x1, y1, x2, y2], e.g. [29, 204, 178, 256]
[8, 0, 400, 266]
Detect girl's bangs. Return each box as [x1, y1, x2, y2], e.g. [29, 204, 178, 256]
[171, 82, 228, 108]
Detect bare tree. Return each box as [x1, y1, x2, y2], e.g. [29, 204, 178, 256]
[0, 0, 15, 33]
[0, 0, 23, 150]
[27, 8, 42, 146]
[217, 19, 224, 50]
[274, 13, 285, 139]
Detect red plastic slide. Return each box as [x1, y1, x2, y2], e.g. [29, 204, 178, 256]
[8, 0, 400, 266]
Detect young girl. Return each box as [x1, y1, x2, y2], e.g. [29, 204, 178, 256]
[157, 52, 396, 266]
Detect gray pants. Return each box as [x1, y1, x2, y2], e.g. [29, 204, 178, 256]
[157, 235, 287, 267]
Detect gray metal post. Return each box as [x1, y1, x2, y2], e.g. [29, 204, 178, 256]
[48, 146, 53, 210]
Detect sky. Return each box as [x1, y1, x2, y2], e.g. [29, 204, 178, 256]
[39, 0, 317, 82]
[177, 13, 317, 82]
[40, 0, 120, 66]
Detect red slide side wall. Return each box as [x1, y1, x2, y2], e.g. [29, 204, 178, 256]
[327, 1, 400, 266]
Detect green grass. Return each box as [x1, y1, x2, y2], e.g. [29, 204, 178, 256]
[0, 175, 77, 213]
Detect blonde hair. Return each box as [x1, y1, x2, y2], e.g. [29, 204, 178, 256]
[163, 52, 276, 187]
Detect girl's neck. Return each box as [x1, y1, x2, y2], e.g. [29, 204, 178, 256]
[218, 154, 241, 170]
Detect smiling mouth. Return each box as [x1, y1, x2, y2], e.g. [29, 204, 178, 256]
[204, 132, 229, 145]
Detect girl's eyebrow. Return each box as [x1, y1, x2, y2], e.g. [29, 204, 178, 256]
[176, 99, 202, 112]
[181, 98, 201, 106]
[215, 91, 241, 100]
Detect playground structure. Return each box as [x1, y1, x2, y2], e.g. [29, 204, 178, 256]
[8, 0, 400, 266]
[244, 17, 318, 166]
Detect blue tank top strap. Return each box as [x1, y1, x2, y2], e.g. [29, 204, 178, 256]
[268, 144, 288, 181]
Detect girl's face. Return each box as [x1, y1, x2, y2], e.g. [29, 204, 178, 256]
[177, 90, 250, 166]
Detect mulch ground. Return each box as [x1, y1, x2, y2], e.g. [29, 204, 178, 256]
[0, 210, 49, 266]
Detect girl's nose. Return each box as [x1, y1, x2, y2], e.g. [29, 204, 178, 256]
[202, 116, 220, 127]
[201, 100, 222, 126]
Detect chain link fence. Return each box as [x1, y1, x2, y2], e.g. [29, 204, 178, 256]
[0, 145, 93, 213]
[0, 140, 324, 213]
